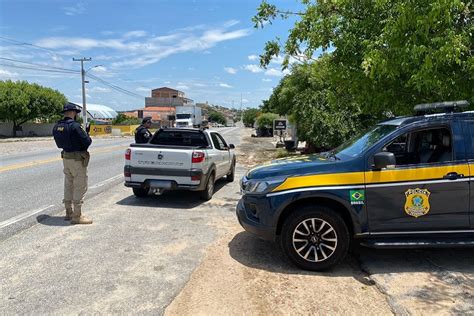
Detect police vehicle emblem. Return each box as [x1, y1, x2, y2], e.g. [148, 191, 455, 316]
[404, 188, 431, 218]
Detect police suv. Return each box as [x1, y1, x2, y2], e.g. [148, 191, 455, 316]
[237, 101, 474, 271]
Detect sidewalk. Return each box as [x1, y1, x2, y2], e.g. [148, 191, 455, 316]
[0, 174, 242, 314]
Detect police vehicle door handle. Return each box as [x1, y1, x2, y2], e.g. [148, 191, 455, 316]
[443, 172, 463, 180]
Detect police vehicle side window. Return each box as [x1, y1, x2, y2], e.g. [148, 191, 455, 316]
[382, 127, 453, 166]
[467, 122, 474, 159]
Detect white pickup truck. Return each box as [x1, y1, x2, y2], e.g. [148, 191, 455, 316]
[124, 128, 236, 200]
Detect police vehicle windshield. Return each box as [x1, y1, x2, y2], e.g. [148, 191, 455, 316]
[332, 124, 397, 158]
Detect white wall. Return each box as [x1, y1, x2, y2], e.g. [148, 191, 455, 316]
[0, 123, 56, 137]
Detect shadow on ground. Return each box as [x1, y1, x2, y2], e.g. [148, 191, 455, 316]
[116, 179, 229, 209]
[36, 215, 70, 226]
[229, 231, 474, 314]
[228, 231, 375, 283]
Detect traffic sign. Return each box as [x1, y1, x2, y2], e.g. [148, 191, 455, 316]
[274, 119, 287, 130]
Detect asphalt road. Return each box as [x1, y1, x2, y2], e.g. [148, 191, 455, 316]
[0, 127, 238, 240]
[0, 125, 244, 314]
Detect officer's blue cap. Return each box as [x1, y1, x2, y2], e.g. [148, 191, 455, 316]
[62, 102, 82, 113]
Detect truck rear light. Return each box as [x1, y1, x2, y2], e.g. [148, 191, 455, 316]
[192, 151, 205, 163]
[191, 175, 201, 181]
[124, 165, 131, 177]
[125, 148, 131, 160]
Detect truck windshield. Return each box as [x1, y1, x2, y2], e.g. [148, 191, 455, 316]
[333, 124, 398, 158]
[176, 114, 191, 119]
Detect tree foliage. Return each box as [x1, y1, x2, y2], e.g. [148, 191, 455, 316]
[0, 80, 67, 136]
[256, 112, 279, 129]
[112, 113, 141, 125]
[208, 110, 227, 125]
[254, 0, 473, 116]
[242, 108, 260, 127]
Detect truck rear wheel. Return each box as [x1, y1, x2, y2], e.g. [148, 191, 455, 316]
[226, 161, 236, 182]
[133, 187, 149, 198]
[200, 173, 214, 201]
[280, 205, 349, 271]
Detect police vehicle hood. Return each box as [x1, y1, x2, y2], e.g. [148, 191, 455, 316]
[246, 154, 344, 180]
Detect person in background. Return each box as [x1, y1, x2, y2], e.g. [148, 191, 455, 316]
[135, 117, 153, 143]
[52, 102, 93, 224]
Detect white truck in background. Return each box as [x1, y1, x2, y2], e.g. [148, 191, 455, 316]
[175, 106, 202, 128]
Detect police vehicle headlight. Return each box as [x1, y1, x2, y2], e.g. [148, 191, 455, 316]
[241, 177, 285, 195]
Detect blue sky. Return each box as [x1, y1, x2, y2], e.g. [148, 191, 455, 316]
[0, 0, 301, 111]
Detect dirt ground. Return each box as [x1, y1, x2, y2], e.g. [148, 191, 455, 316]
[165, 129, 394, 315]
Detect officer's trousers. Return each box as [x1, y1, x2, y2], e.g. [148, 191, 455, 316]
[63, 158, 88, 212]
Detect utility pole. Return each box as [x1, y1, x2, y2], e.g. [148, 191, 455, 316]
[73, 57, 92, 126]
[240, 93, 243, 124]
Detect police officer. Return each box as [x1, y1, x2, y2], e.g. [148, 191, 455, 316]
[52, 103, 93, 224]
[135, 117, 153, 143]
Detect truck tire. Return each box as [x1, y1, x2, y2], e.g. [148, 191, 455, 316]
[280, 205, 350, 271]
[133, 187, 149, 198]
[200, 173, 215, 201]
[226, 161, 236, 182]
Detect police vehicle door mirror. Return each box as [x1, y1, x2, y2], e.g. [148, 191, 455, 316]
[373, 152, 396, 170]
[229, 144, 235, 149]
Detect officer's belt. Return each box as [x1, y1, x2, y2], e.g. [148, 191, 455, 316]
[62, 151, 88, 160]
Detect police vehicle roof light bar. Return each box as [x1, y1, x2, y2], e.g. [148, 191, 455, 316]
[414, 100, 469, 116]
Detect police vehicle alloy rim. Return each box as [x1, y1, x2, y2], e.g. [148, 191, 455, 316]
[292, 218, 338, 263]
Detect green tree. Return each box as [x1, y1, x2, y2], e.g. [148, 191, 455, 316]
[208, 110, 226, 125]
[112, 113, 140, 125]
[254, 0, 473, 115]
[242, 108, 260, 127]
[0, 80, 67, 136]
[256, 112, 279, 129]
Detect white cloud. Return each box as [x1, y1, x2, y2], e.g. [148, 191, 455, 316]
[0, 68, 18, 79]
[123, 30, 147, 38]
[224, 67, 237, 74]
[243, 64, 263, 73]
[91, 66, 108, 73]
[264, 68, 290, 77]
[136, 87, 150, 92]
[176, 84, 189, 90]
[262, 78, 272, 82]
[248, 54, 258, 61]
[219, 83, 233, 88]
[36, 21, 252, 69]
[89, 87, 111, 93]
[193, 83, 207, 87]
[242, 98, 249, 104]
[62, 3, 85, 16]
[223, 20, 240, 28]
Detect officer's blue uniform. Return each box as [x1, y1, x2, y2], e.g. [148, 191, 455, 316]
[53, 117, 92, 152]
[52, 102, 93, 224]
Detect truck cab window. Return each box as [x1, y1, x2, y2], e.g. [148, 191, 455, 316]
[382, 127, 453, 166]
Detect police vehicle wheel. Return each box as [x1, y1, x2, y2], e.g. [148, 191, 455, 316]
[281, 205, 349, 271]
[133, 188, 149, 198]
[226, 161, 236, 182]
[200, 173, 215, 200]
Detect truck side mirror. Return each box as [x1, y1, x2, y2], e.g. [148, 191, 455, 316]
[229, 144, 235, 149]
[373, 152, 396, 170]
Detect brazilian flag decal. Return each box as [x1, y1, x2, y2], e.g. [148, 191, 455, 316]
[350, 190, 365, 205]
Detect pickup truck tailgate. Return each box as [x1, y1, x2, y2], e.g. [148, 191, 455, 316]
[129, 147, 194, 184]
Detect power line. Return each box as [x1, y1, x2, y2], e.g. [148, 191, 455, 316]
[0, 57, 78, 73]
[0, 36, 65, 58]
[0, 63, 80, 74]
[86, 73, 145, 100]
